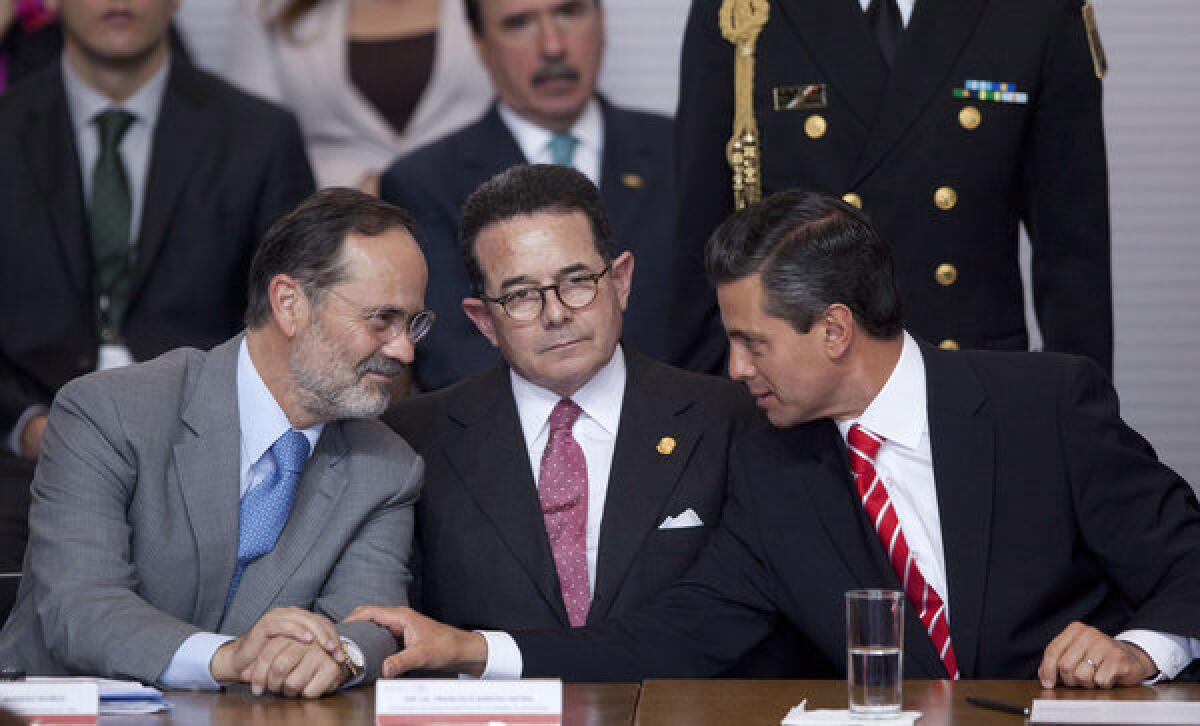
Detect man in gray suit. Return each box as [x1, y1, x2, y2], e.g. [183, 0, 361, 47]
[0, 189, 430, 698]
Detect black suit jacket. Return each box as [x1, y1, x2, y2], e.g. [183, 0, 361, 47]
[386, 348, 808, 675]
[513, 344, 1200, 681]
[672, 0, 1112, 375]
[0, 59, 315, 435]
[380, 100, 677, 391]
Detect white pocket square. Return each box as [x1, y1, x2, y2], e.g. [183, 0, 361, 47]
[658, 508, 704, 530]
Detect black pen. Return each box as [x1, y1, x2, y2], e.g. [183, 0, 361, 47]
[966, 695, 1029, 716]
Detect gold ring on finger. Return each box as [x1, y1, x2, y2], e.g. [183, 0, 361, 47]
[1085, 657, 1100, 669]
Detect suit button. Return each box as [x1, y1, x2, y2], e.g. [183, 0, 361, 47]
[842, 192, 863, 209]
[804, 114, 827, 139]
[939, 339, 960, 351]
[958, 106, 982, 130]
[934, 186, 958, 210]
[935, 263, 958, 286]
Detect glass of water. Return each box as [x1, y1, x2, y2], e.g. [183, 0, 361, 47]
[846, 589, 904, 717]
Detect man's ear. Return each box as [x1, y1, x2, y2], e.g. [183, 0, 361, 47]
[269, 274, 310, 339]
[609, 251, 635, 312]
[821, 303, 856, 360]
[462, 297, 500, 349]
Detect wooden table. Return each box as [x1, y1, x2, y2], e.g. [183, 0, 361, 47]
[99, 683, 640, 725]
[634, 679, 1200, 725]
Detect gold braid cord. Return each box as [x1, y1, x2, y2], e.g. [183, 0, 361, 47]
[719, 0, 769, 209]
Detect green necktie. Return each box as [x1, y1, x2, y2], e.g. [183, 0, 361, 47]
[547, 131, 579, 168]
[89, 109, 137, 343]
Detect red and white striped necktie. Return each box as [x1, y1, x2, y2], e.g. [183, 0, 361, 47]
[847, 423, 960, 679]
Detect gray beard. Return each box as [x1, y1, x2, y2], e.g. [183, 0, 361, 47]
[289, 322, 392, 421]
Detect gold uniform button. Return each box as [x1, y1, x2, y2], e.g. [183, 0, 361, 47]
[934, 186, 958, 210]
[842, 192, 863, 209]
[939, 339, 961, 351]
[804, 114, 827, 139]
[958, 105, 982, 131]
[935, 263, 958, 286]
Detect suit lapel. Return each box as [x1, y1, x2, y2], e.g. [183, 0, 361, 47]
[224, 423, 352, 631]
[589, 351, 704, 622]
[23, 66, 91, 298]
[849, 0, 989, 186]
[458, 105, 527, 202]
[773, 0, 888, 132]
[794, 421, 946, 678]
[443, 367, 570, 624]
[922, 342, 994, 679]
[597, 99, 654, 247]
[129, 61, 210, 307]
[173, 336, 244, 631]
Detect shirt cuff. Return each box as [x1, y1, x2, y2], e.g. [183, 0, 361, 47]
[7, 404, 48, 457]
[477, 631, 523, 680]
[158, 632, 236, 690]
[1116, 629, 1197, 682]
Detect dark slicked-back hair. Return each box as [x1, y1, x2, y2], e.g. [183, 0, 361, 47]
[245, 187, 418, 328]
[705, 190, 904, 340]
[459, 164, 614, 294]
[464, 0, 602, 35]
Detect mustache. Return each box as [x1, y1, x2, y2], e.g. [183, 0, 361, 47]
[357, 353, 407, 378]
[531, 60, 580, 87]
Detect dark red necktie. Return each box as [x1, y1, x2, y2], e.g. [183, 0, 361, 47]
[848, 423, 960, 679]
[538, 398, 591, 627]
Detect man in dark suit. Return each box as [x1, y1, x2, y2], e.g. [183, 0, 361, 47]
[671, 0, 1112, 377]
[354, 191, 1200, 688]
[380, 0, 676, 391]
[0, 0, 314, 570]
[382, 165, 801, 676]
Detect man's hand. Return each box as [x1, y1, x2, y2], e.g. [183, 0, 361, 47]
[210, 607, 344, 683]
[18, 413, 47, 461]
[241, 638, 345, 699]
[1038, 621, 1158, 688]
[347, 606, 488, 678]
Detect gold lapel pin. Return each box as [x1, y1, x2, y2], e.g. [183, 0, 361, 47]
[656, 437, 676, 456]
[621, 172, 644, 189]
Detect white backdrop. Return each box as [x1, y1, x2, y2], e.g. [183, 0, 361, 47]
[180, 1, 1200, 484]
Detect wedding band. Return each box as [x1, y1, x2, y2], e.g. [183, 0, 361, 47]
[1085, 657, 1100, 669]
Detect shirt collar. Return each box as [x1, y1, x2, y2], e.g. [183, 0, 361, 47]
[62, 52, 170, 134]
[510, 343, 626, 449]
[237, 338, 324, 480]
[835, 331, 927, 450]
[496, 97, 604, 164]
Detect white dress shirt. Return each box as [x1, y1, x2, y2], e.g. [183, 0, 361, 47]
[158, 339, 325, 689]
[497, 98, 604, 187]
[857, 0, 916, 27]
[480, 345, 627, 679]
[5, 55, 171, 456]
[835, 332, 1198, 682]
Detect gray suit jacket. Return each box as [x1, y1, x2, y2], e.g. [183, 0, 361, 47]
[0, 335, 422, 685]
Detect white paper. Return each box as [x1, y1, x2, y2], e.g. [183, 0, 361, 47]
[0, 681, 98, 719]
[376, 679, 562, 721]
[782, 701, 922, 725]
[24, 676, 162, 701]
[1031, 699, 1200, 724]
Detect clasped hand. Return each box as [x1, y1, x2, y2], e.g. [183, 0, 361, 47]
[210, 607, 348, 699]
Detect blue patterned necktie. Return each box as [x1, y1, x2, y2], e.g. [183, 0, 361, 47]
[225, 429, 311, 611]
[547, 131, 579, 167]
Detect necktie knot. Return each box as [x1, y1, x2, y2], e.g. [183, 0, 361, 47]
[847, 423, 885, 477]
[93, 109, 136, 152]
[866, 0, 904, 67]
[271, 429, 311, 475]
[547, 131, 579, 167]
[549, 398, 583, 434]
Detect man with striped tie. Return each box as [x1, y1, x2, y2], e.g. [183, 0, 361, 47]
[352, 190, 1200, 689]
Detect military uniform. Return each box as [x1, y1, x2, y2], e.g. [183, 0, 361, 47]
[672, 0, 1112, 375]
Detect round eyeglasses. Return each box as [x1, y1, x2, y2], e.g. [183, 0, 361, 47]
[481, 263, 612, 322]
[326, 289, 436, 344]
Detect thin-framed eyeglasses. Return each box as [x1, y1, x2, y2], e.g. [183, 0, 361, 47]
[324, 288, 436, 344]
[480, 263, 612, 322]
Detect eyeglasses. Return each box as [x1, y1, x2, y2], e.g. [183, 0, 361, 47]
[480, 263, 611, 322]
[325, 289, 436, 344]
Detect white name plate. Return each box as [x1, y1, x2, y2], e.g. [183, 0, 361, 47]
[1032, 699, 1200, 724]
[0, 681, 98, 724]
[376, 679, 562, 725]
